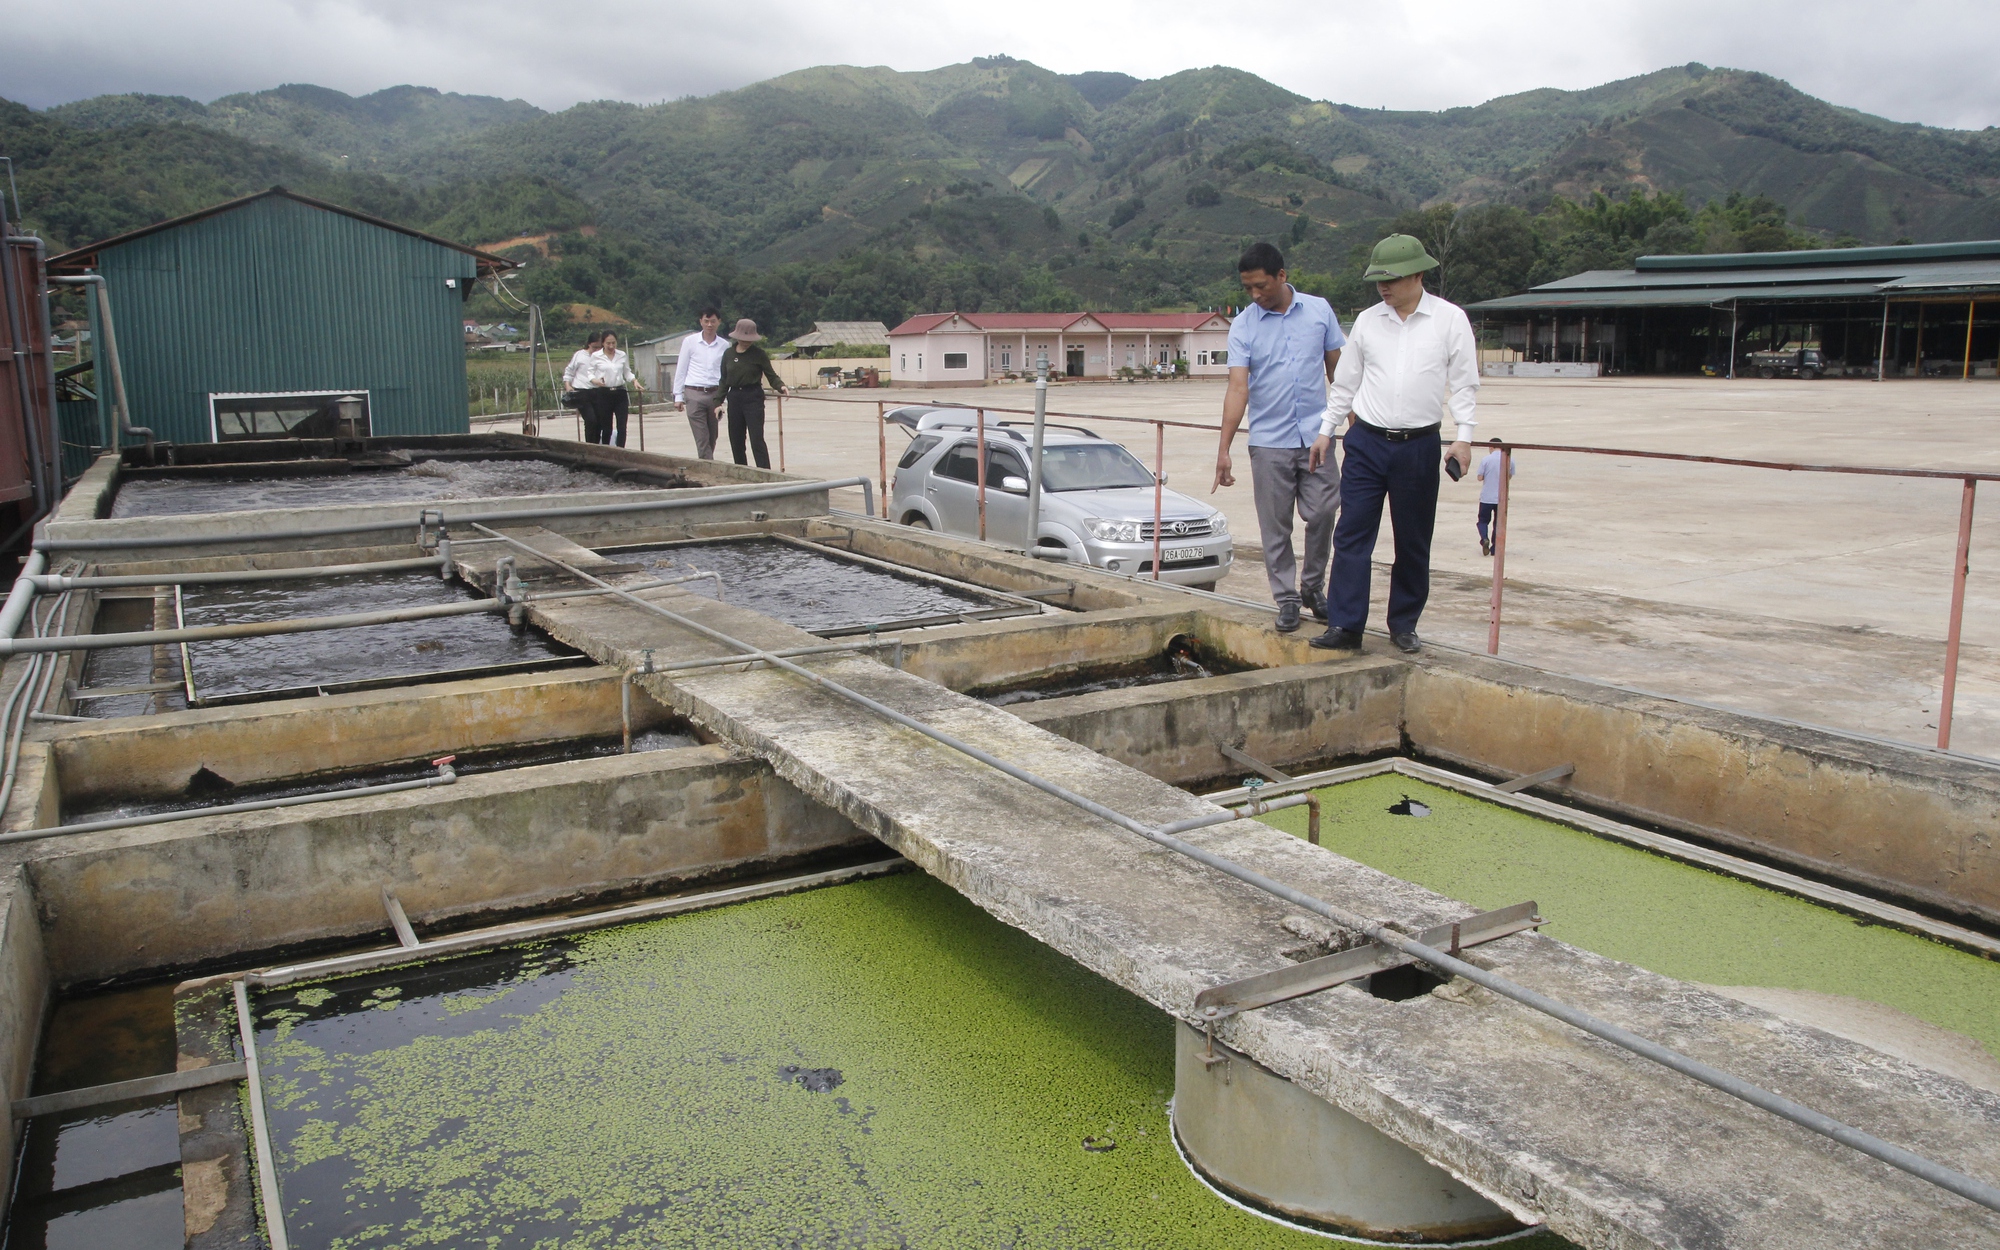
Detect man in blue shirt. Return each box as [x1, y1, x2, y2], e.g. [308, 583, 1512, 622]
[1212, 242, 1346, 632]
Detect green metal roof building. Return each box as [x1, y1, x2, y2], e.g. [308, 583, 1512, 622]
[1465, 241, 2000, 379]
[49, 188, 514, 447]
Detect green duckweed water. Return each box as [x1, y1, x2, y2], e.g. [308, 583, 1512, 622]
[255, 872, 1573, 1249]
[1256, 775, 2000, 1060]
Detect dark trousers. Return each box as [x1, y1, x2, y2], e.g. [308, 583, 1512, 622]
[1327, 422, 1440, 635]
[604, 388, 630, 447]
[726, 387, 770, 468]
[579, 390, 613, 444]
[1477, 501, 1499, 547]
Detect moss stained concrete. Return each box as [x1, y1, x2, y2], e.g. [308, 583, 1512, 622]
[1255, 775, 2000, 1063]
[252, 872, 1574, 1249]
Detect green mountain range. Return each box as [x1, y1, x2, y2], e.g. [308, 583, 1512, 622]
[6, 59, 1999, 340]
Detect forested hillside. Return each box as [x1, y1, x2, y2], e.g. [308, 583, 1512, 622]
[8, 57, 1999, 342]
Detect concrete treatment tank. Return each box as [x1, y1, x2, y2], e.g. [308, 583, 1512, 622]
[1174, 1023, 1524, 1243]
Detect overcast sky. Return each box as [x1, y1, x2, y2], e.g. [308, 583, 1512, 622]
[5, 0, 1996, 131]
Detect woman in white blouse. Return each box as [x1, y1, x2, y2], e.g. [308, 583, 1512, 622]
[563, 331, 606, 439]
[592, 331, 642, 447]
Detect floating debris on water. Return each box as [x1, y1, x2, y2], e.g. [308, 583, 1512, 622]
[1387, 795, 1432, 817]
[780, 1065, 845, 1093]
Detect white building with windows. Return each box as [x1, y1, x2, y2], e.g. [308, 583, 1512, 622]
[886, 311, 1233, 386]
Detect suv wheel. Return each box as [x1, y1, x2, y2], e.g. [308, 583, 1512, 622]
[902, 513, 931, 529]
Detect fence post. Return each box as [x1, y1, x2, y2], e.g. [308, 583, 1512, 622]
[877, 400, 889, 519]
[1939, 477, 1976, 750]
[775, 392, 785, 472]
[976, 409, 987, 542]
[1153, 422, 1164, 580]
[1487, 447, 1512, 655]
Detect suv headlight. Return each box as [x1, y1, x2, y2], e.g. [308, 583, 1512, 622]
[1086, 518, 1141, 543]
[1210, 512, 1228, 536]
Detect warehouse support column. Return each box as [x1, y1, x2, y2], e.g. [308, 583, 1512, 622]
[1965, 299, 1976, 380]
[1877, 299, 1890, 381]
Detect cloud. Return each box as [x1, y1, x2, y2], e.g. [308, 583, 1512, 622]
[3, 0, 1994, 130]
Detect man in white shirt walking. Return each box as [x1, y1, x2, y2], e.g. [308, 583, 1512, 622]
[1307, 234, 1479, 654]
[673, 307, 729, 459]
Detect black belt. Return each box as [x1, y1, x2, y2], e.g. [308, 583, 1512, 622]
[1354, 418, 1440, 443]
[684, 384, 718, 392]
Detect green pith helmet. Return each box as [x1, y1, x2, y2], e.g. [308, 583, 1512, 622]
[1362, 233, 1439, 280]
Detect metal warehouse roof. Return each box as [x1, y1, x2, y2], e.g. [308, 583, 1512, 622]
[47, 187, 519, 278]
[1467, 241, 2000, 312]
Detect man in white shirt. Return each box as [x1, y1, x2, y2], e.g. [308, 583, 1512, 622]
[1306, 234, 1479, 654]
[673, 307, 729, 459]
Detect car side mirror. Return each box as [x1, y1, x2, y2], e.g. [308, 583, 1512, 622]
[1156, 471, 1168, 485]
[999, 475, 1029, 493]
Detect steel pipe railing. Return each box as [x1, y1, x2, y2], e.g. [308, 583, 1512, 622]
[0, 598, 508, 655]
[28, 555, 448, 591]
[29, 477, 875, 555]
[465, 516, 2000, 1216]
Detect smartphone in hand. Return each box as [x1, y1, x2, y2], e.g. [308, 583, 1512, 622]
[1444, 456, 1464, 482]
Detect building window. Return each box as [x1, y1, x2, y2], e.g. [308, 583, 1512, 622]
[1211, 350, 1228, 366]
[918, 354, 924, 370]
[900, 354, 907, 371]
[1197, 352, 1208, 365]
[944, 353, 968, 370]
[1001, 350, 1012, 368]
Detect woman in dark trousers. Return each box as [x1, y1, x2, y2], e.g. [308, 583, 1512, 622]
[721, 319, 787, 468]
[594, 331, 641, 445]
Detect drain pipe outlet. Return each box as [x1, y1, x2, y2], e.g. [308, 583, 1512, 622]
[51, 276, 153, 455]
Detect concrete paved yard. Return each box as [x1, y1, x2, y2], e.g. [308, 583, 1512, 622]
[565, 376, 2000, 757]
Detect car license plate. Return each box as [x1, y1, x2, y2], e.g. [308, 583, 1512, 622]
[1161, 546, 1203, 563]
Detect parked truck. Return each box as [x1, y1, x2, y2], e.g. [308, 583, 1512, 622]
[1747, 342, 1827, 379]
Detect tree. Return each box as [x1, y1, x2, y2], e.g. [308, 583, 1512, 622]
[1186, 182, 1222, 207]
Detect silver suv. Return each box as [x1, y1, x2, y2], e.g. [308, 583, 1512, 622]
[887, 407, 1232, 589]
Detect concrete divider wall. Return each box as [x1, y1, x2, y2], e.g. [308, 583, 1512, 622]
[25, 744, 870, 985]
[902, 606, 1198, 693]
[43, 667, 669, 807]
[0, 867, 49, 1218]
[1406, 659, 2000, 929]
[1014, 658, 1406, 785]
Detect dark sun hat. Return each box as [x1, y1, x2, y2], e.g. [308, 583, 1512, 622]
[728, 318, 764, 342]
[1363, 234, 1440, 281]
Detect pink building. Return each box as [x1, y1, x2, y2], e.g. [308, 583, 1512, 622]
[886, 311, 1233, 387]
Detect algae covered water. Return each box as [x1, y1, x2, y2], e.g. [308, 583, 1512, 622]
[1255, 775, 2000, 1062]
[252, 871, 1561, 1248]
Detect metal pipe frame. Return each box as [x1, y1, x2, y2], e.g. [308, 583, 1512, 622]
[30, 476, 876, 555]
[0, 761, 457, 845]
[0, 597, 509, 655]
[29, 555, 448, 591]
[467, 517, 2000, 1217]
[232, 979, 291, 1250]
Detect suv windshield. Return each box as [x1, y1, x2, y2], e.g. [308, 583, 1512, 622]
[1038, 444, 1155, 491]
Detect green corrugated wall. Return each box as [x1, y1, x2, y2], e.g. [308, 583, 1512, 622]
[90, 196, 476, 445]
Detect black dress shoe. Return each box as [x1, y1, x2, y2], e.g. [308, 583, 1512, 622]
[1300, 587, 1327, 621]
[1308, 627, 1363, 650]
[1391, 631, 1422, 654]
[1274, 600, 1301, 633]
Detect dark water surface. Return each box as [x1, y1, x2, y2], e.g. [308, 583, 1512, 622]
[176, 572, 571, 703]
[251, 873, 1559, 1248]
[975, 638, 1243, 707]
[614, 538, 1008, 633]
[109, 458, 650, 519]
[4, 985, 183, 1249]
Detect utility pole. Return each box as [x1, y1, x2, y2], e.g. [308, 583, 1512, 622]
[1025, 351, 1049, 554]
